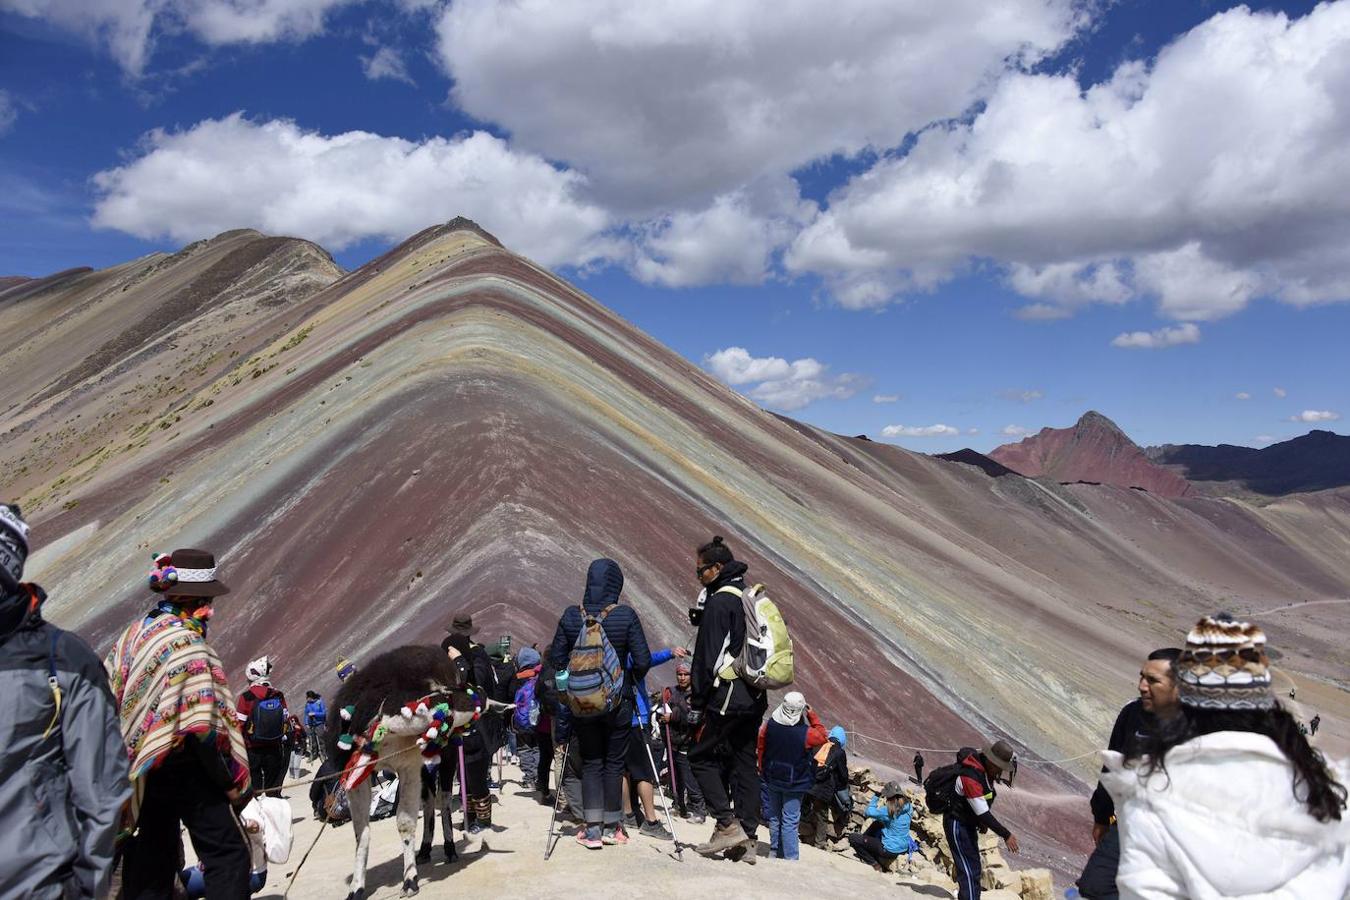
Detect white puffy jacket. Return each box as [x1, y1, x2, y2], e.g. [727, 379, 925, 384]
[1101, 731, 1350, 899]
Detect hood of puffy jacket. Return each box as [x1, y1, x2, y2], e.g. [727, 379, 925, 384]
[829, 726, 847, 748]
[582, 558, 624, 614]
[1102, 731, 1350, 896]
[707, 560, 749, 591]
[0, 583, 43, 639]
[517, 647, 541, 669]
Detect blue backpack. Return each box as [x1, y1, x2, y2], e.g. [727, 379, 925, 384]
[249, 693, 286, 742]
[513, 677, 539, 731]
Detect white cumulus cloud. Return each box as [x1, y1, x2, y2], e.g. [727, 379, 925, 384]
[1001, 425, 1031, 437]
[0, 0, 356, 74]
[872, 394, 900, 404]
[704, 346, 864, 411]
[1274, 387, 1288, 398]
[1110, 323, 1201, 350]
[1235, 392, 1251, 400]
[1288, 410, 1340, 423]
[882, 423, 959, 438]
[787, 3, 1350, 317]
[360, 46, 415, 85]
[91, 113, 615, 268]
[999, 389, 1043, 403]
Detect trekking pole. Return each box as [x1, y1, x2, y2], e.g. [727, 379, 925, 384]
[458, 743, 470, 828]
[661, 689, 679, 811]
[543, 741, 570, 861]
[643, 736, 683, 861]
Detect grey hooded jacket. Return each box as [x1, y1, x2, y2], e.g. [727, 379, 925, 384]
[0, 584, 131, 898]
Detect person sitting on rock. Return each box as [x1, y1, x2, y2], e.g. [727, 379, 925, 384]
[848, 781, 915, 871]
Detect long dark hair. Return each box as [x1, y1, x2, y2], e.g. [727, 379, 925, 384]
[1135, 703, 1346, 822]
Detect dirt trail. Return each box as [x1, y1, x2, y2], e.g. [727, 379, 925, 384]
[239, 758, 946, 899]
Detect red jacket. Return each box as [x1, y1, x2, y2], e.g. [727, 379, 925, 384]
[235, 684, 290, 748]
[757, 707, 828, 771]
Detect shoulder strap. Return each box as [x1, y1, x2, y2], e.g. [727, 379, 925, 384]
[714, 586, 743, 598]
[42, 628, 63, 740]
[597, 603, 620, 621]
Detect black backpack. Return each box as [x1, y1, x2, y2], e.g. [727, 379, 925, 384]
[248, 691, 286, 742]
[923, 747, 980, 816]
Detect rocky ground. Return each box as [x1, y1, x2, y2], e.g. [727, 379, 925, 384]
[212, 755, 1056, 900]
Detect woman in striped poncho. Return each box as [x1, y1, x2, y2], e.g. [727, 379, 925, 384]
[104, 548, 253, 899]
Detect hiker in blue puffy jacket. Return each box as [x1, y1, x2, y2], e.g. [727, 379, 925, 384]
[302, 691, 326, 759]
[549, 558, 651, 848]
[622, 645, 686, 839]
[848, 781, 916, 871]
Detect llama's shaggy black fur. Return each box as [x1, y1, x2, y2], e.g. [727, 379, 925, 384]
[326, 644, 462, 761]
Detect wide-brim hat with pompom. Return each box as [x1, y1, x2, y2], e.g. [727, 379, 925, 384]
[148, 548, 230, 598]
[1177, 613, 1273, 711]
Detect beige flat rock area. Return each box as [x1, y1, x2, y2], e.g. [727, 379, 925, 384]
[244, 759, 947, 900]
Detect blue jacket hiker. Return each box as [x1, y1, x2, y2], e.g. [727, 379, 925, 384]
[849, 781, 915, 870]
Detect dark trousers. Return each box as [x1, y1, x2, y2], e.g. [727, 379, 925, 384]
[573, 700, 631, 827]
[674, 748, 706, 815]
[125, 752, 251, 900]
[247, 744, 285, 797]
[536, 734, 555, 793]
[810, 795, 844, 845]
[944, 815, 982, 900]
[848, 821, 897, 868]
[915, 762, 924, 783]
[1076, 823, 1121, 899]
[688, 711, 761, 837]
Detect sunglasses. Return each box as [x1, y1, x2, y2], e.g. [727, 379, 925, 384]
[696, 562, 719, 576]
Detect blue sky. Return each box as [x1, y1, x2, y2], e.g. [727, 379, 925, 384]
[2, 0, 1346, 452]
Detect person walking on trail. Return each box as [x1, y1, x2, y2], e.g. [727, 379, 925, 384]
[913, 750, 925, 784]
[941, 740, 1020, 900]
[1103, 614, 1350, 899]
[1311, 713, 1322, 736]
[622, 644, 686, 839]
[235, 656, 291, 797]
[757, 691, 828, 860]
[441, 613, 498, 833]
[0, 503, 130, 899]
[659, 662, 708, 823]
[549, 558, 651, 849]
[105, 548, 252, 899]
[687, 535, 769, 863]
[806, 725, 851, 848]
[848, 781, 915, 872]
[302, 690, 326, 760]
[1075, 647, 1182, 900]
[513, 646, 556, 801]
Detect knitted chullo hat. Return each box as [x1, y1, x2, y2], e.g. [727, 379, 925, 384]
[1177, 613, 1274, 711]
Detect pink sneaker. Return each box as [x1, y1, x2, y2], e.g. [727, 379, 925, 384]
[602, 825, 629, 845]
[576, 826, 603, 849]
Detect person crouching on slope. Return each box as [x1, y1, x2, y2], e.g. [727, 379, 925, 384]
[943, 739, 1019, 900]
[688, 535, 769, 863]
[848, 781, 916, 872]
[1102, 614, 1349, 899]
[0, 503, 130, 900]
[757, 691, 828, 860]
[104, 548, 252, 899]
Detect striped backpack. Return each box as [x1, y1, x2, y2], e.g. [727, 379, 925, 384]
[564, 604, 624, 718]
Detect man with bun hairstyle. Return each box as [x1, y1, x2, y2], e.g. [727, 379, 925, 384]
[687, 534, 768, 863]
[0, 503, 130, 899]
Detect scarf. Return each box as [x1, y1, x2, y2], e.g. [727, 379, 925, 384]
[104, 608, 249, 825]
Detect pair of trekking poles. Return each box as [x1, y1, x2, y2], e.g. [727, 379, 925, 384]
[543, 719, 684, 862]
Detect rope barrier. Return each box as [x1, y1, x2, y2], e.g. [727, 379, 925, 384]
[846, 730, 1103, 767]
[277, 740, 425, 791]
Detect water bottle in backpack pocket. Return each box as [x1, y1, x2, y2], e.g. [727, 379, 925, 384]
[513, 677, 540, 731]
[563, 604, 625, 718]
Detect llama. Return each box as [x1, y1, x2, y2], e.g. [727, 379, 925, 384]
[327, 645, 480, 899]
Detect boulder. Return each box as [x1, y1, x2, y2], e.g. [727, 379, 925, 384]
[1018, 868, 1055, 900]
[981, 891, 1022, 900]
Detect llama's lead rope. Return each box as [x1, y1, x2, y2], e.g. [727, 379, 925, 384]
[283, 806, 335, 898]
[278, 741, 424, 791]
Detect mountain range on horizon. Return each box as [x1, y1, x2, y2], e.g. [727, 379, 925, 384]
[3, 220, 1348, 880]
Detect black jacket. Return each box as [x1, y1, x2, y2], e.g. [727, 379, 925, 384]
[689, 561, 767, 717]
[809, 738, 849, 801]
[549, 559, 651, 697]
[1090, 699, 1159, 824]
[0, 584, 131, 899]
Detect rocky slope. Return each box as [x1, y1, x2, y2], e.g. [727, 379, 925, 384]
[1147, 430, 1350, 498]
[989, 411, 1193, 498]
[5, 222, 1347, 879]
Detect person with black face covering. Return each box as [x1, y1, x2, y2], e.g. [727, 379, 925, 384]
[687, 535, 768, 864]
[0, 504, 131, 899]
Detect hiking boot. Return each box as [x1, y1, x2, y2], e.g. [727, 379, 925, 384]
[602, 824, 629, 845]
[640, 819, 674, 841]
[622, 813, 638, 828]
[538, 791, 556, 807]
[694, 821, 748, 857]
[736, 837, 758, 865]
[688, 813, 707, 825]
[576, 826, 603, 850]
